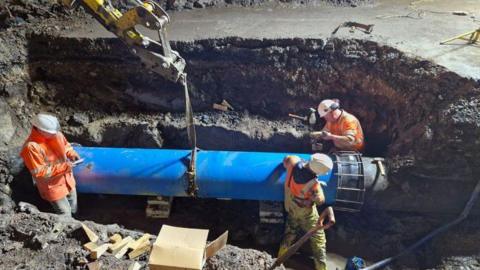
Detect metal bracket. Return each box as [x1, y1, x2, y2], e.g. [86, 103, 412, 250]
[333, 151, 365, 212]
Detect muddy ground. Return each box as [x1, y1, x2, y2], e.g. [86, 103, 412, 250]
[2, 0, 480, 269]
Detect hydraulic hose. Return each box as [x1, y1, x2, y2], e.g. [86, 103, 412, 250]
[362, 176, 480, 270]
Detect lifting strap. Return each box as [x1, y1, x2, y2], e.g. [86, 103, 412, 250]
[182, 74, 198, 196]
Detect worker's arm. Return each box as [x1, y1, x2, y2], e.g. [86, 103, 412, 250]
[283, 155, 301, 170]
[316, 206, 335, 229]
[324, 117, 360, 146]
[323, 132, 355, 145]
[309, 124, 331, 139]
[311, 183, 326, 206]
[60, 133, 80, 161]
[20, 143, 73, 180]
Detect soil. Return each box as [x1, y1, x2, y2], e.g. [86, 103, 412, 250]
[1, 202, 283, 270]
[2, 0, 480, 269]
[110, 0, 373, 12]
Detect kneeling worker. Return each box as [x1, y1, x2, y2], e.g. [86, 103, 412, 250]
[279, 153, 336, 270]
[20, 113, 81, 216]
[311, 99, 364, 152]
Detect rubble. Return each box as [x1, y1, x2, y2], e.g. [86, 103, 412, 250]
[206, 245, 284, 270]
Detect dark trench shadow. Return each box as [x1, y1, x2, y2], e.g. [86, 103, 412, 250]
[10, 168, 53, 213]
[162, 125, 314, 153]
[25, 34, 184, 114]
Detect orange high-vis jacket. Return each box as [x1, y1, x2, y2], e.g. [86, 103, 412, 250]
[284, 160, 325, 207]
[323, 110, 364, 152]
[20, 129, 78, 202]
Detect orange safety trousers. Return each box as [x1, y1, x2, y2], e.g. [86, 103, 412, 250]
[20, 129, 78, 202]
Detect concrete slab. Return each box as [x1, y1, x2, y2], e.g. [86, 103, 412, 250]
[60, 0, 480, 79]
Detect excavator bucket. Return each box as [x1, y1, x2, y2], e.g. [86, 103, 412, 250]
[122, 1, 186, 82]
[68, 0, 186, 82]
[130, 37, 186, 82]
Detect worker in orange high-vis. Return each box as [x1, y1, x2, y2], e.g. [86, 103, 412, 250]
[310, 99, 364, 152]
[278, 153, 335, 270]
[20, 113, 81, 216]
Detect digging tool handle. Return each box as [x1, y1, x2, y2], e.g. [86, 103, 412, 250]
[376, 160, 385, 176]
[268, 224, 325, 270]
[288, 113, 307, 121]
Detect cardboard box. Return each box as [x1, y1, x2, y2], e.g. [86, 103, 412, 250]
[149, 225, 228, 270]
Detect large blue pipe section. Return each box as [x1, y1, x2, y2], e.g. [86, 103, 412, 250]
[73, 147, 340, 205]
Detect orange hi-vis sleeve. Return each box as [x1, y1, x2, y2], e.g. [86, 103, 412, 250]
[20, 129, 76, 202]
[21, 143, 70, 181]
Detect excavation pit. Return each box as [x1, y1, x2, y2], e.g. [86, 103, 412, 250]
[2, 26, 480, 269]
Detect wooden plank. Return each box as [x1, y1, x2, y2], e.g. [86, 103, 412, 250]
[213, 103, 229, 111]
[128, 241, 151, 259]
[128, 262, 141, 270]
[109, 233, 122, 243]
[221, 99, 234, 110]
[83, 241, 98, 252]
[90, 243, 111, 260]
[86, 261, 101, 270]
[81, 223, 99, 243]
[77, 257, 88, 265]
[113, 240, 132, 259]
[109, 236, 133, 253]
[127, 233, 151, 250]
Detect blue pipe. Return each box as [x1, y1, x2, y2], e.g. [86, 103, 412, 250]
[73, 147, 338, 204]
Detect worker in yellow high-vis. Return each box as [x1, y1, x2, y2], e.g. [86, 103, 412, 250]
[278, 153, 336, 270]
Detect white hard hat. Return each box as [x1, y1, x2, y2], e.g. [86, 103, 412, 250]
[32, 113, 60, 134]
[318, 99, 338, 117]
[308, 153, 333, 175]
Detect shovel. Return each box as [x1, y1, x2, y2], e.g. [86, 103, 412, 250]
[268, 223, 325, 270]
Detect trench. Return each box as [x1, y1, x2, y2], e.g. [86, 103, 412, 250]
[7, 33, 480, 269]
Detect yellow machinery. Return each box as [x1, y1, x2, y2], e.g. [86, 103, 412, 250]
[62, 0, 186, 82]
[440, 28, 480, 45]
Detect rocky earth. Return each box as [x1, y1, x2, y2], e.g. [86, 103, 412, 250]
[110, 0, 374, 12]
[2, 0, 480, 269]
[0, 202, 283, 270]
[0, 1, 287, 269]
[24, 31, 480, 213]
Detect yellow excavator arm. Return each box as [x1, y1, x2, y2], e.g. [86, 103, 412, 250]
[62, 0, 186, 82]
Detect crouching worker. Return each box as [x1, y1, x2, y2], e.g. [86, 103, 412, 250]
[20, 113, 81, 216]
[310, 99, 364, 153]
[278, 153, 336, 270]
